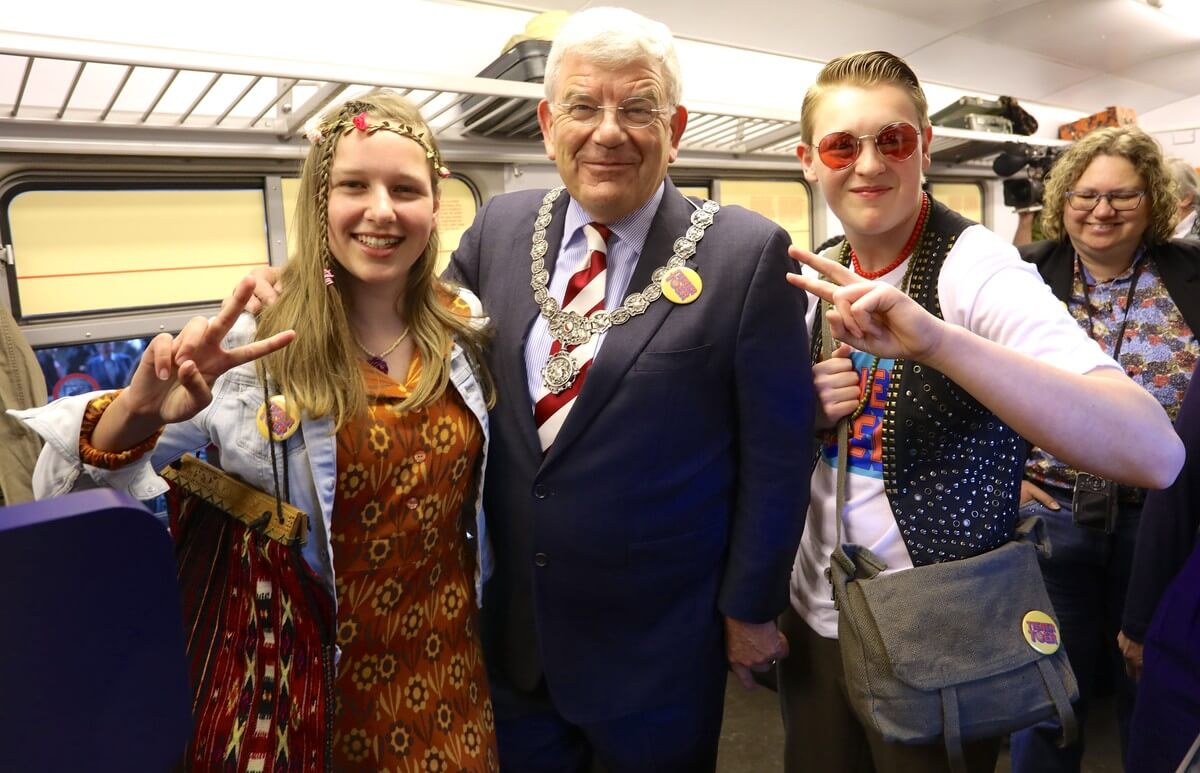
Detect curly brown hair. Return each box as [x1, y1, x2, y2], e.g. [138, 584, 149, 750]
[1040, 126, 1178, 244]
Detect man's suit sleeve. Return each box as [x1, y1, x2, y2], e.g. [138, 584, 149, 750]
[719, 226, 814, 623]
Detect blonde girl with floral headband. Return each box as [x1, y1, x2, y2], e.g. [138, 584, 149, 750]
[15, 89, 499, 770]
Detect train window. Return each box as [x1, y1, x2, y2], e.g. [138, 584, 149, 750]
[436, 177, 481, 273]
[675, 184, 712, 200]
[280, 175, 479, 273]
[929, 181, 985, 226]
[716, 180, 811, 250]
[6, 188, 269, 318]
[281, 176, 302, 256]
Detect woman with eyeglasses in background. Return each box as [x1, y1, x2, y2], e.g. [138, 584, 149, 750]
[1010, 125, 1200, 773]
[777, 52, 1185, 772]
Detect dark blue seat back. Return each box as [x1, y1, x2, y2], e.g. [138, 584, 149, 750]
[0, 488, 191, 772]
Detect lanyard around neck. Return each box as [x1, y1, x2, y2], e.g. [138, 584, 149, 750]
[1076, 253, 1144, 363]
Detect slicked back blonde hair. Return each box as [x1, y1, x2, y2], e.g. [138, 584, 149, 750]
[1040, 126, 1178, 244]
[800, 51, 930, 145]
[256, 89, 493, 429]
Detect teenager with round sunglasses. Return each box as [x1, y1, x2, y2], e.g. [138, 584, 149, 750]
[775, 51, 1184, 772]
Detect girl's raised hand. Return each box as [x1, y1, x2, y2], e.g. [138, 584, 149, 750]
[123, 276, 295, 425]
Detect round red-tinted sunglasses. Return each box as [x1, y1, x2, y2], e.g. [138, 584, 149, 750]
[816, 122, 920, 170]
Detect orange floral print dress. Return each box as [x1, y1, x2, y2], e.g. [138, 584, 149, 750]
[329, 357, 497, 772]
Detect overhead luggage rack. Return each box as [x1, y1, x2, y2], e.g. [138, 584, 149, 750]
[0, 30, 548, 160]
[0, 30, 1067, 170]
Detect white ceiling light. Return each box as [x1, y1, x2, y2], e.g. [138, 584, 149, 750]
[1145, 0, 1200, 25]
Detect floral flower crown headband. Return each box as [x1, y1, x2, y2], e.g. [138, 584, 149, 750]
[304, 107, 451, 179]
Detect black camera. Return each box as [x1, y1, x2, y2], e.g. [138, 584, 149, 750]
[994, 144, 1062, 210]
[1072, 472, 1118, 534]
[1003, 178, 1045, 210]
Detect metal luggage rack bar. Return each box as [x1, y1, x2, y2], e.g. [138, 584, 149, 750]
[0, 30, 810, 164]
[0, 30, 1067, 168]
[0, 30, 547, 158]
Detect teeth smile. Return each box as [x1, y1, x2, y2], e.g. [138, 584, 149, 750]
[356, 235, 401, 248]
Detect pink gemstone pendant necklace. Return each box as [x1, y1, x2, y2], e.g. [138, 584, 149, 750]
[354, 328, 410, 374]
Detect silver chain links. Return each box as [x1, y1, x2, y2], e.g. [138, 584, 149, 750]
[531, 186, 719, 348]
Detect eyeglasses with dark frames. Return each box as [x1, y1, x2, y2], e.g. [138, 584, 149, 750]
[1065, 190, 1146, 211]
[815, 122, 920, 170]
[555, 97, 668, 129]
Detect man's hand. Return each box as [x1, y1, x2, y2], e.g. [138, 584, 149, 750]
[813, 342, 861, 430]
[1117, 631, 1144, 681]
[1020, 480, 1061, 510]
[725, 616, 788, 690]
[243, 266, 284, 314]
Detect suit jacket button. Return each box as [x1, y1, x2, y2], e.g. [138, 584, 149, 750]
[533, 484, 549, 499]
[534, 552, 548, 567]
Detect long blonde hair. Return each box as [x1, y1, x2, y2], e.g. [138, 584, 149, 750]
[256, 90, 493, 428]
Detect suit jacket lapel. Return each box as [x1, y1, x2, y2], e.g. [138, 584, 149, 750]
[501, 191, 571, 460]
[542, 181, 693, 465]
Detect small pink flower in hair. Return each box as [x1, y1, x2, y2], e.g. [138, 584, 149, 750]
[437, 166, 451, 179]
[303, 116, 324, 144]
[323, 268, 335, 286]
[352, 112, 369, 132]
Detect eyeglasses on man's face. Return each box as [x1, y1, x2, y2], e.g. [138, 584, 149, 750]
[815, 122, 920, 170]
[1065, 190, 1146, 211]
[555, 97, 668, 129]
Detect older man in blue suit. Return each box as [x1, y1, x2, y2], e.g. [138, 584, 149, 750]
[447, 7, 812, 771]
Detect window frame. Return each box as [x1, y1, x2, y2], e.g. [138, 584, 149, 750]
[926, 177, 989, 228]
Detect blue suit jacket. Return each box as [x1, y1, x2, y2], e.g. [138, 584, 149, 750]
[449, 180, 813, 723]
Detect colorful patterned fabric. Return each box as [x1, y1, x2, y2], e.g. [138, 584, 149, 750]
[171, 487, 336, 773]
[1027, 254, 1199, 492]
[329, 357, 497, 772]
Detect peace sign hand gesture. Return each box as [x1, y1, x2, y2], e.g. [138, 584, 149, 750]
[786, 246, 947, 364]
[121, 276, 295, 428]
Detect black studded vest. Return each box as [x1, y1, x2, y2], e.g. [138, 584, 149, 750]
[811, 199, 1026, 567]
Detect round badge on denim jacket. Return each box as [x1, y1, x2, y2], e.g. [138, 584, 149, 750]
[1021, 610, 1061, 654]
[256, 395, 300, 442]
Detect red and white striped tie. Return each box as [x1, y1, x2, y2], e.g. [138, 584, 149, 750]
[534, 222, 610, 451]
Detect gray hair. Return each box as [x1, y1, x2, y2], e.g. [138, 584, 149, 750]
[1167, 156, 1200, 211]
[543, 7, 683, 109]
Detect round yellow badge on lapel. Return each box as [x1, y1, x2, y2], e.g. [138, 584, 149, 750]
[1021, 610, 1061, 654]
[660, 266, 703, 304]
[256, 395, 300, 442]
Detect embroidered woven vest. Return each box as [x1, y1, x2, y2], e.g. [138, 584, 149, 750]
[812, 199, 1025, 567]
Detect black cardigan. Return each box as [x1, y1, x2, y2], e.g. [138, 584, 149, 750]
[1020, 237, 1200, 337]
[1122, 371, 1200, 641]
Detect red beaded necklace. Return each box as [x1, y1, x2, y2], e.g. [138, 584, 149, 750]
[850, 192, 931, 279]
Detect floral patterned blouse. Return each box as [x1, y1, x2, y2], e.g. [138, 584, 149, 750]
[329, 357, 497, 772]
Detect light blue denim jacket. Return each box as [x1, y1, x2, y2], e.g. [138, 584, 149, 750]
[12, 307, 492, 609]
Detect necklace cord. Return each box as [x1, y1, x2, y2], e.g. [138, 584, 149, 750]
[354, 327, 411, 360]
[841, 196, 929, 422]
